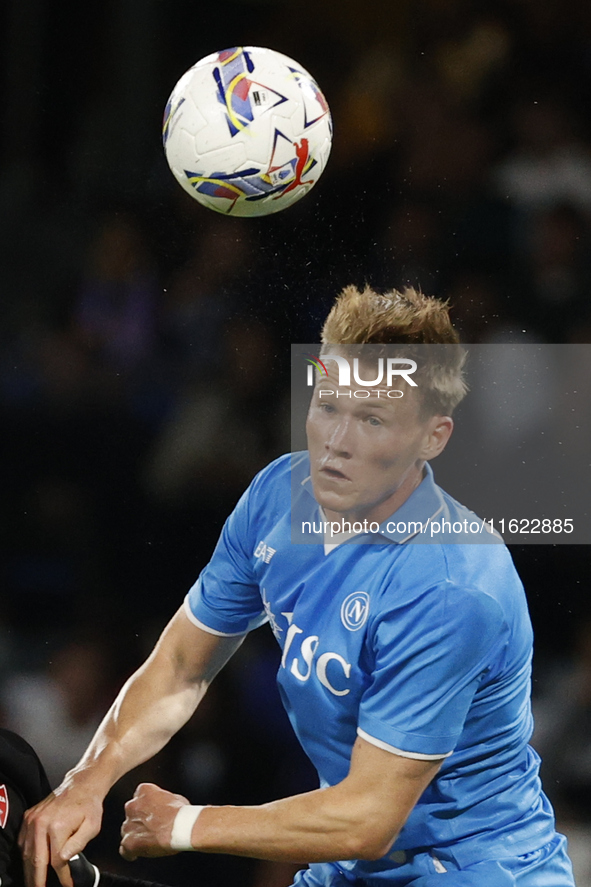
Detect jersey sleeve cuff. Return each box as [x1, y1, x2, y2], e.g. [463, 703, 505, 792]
[357, 725, 455, 761]
[183, 595, 250, 637]
[357, 728, 453, 760]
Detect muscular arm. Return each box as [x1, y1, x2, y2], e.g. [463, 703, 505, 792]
[65, 608, 242, 793]
[121, 736, 442, 864]
[19, 606, 244, 887]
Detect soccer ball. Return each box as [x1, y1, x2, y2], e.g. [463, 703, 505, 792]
[162, 46, 333, 217]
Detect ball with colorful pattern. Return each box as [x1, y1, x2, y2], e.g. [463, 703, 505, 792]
[162, 46, 333, 217]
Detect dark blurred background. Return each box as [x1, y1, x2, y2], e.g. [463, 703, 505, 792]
[2, 0, 591, 884]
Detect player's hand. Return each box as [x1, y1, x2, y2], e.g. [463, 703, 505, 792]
[53, 859, 74, 887]
[18, 784, 103, 887]
[119, 783, 190, 861]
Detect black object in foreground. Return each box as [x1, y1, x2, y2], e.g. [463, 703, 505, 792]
[0, 729, 172, 887]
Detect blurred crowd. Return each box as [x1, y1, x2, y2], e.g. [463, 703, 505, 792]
[2, 0, 591, 884]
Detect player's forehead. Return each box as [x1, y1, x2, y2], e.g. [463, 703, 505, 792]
[313, 349, 422, 415]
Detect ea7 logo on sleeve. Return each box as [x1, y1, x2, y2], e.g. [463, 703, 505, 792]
[341, 592, 370, 631]
[0, 784, 9, 828]
[254, 541, 276, 563]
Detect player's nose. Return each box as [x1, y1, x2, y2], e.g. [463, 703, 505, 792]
[325, 417, 353, 457]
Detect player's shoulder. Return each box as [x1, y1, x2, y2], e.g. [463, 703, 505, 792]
[372, 544, 521, 655]
[385, 539, 517, 597]
[436, 487, 525, 596]
[404, 542, 527, 643]
[438, 485, 503, 543]
[236, 452, 303, 532]
[249, 453, 298, 496]
[379, 478, 526, 626]
[247, 451, 307, 500]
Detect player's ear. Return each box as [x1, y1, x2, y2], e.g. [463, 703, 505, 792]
[420, 415, 453, 461]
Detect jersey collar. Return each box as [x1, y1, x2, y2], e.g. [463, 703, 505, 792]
[376, 462, 445, 543]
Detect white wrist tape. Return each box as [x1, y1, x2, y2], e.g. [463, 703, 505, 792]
[170, 804, 204, 851]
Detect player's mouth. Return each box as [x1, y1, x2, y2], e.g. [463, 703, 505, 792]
[320, 465, 350, 481]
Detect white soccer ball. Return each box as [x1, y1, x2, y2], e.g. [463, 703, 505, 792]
[162, 46, 333, 217]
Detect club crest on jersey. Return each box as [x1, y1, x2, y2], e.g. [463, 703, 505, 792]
[254, 541, 276, 563]
[0, 784, 9, 828]
[341, 592, 370, 631]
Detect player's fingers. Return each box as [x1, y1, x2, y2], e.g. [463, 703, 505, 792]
[18, 803, 46, 853]
[52, 859, 74, 887]
[19, 808, 52, 887]
[118, 831, 138, 862]
[129, 782, 162, 804]
[119, 806, 143, 862]
[56, 822, 99, 867]
[21, 828, 51, 887]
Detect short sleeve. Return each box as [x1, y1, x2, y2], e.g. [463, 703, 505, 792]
[358, 582, 506, 758]
[185, 484, 267, 637]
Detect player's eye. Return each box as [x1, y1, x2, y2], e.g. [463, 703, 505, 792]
[366, 416, 381, 426]
[319, 402, 336, 413]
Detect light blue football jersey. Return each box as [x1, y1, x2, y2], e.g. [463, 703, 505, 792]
[185, 452, 558, 876]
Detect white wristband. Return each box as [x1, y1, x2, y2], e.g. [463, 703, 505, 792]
[170, 804, 204, 851]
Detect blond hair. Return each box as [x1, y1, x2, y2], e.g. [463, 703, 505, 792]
[320, 285, 467, 415]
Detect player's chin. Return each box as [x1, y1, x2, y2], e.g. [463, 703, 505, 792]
[314, 486, 357, 515]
